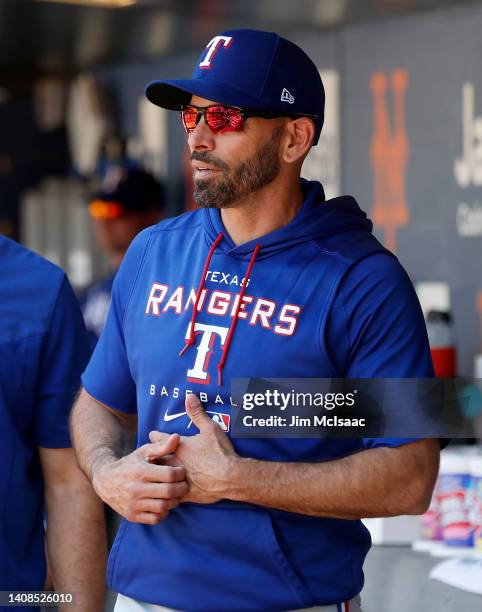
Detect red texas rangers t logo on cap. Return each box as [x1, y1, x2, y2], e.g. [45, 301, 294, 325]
[199, 35, 233, 70]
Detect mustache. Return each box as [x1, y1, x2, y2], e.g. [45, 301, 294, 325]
[190, 151, 229, 171]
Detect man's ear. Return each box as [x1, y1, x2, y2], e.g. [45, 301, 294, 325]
[281, 117, 315, 164]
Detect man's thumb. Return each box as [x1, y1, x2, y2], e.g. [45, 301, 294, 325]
[185, 394, 212, 432]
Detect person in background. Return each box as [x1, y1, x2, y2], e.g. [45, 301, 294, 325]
[0, 234, 107, 611]
[81, 167, 164, 350]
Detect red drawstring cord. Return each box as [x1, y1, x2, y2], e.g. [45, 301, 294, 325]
[180, 232, 261, 387]
[217, 244, 261, 386]
[179, 232, 224, 357]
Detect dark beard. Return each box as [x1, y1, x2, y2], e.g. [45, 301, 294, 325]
[192, 126, 283, 209]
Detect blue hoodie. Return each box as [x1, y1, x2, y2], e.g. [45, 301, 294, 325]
[83, 180, 434, 611]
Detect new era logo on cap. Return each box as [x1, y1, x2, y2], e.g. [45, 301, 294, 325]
[281, 88, 295, 104]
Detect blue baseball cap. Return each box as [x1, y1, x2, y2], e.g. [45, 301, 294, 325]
[90, 167, 164, 214]
[146, 29, 325, 145]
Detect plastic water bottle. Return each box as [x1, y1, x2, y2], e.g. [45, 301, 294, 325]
[426, 310, 456, 377]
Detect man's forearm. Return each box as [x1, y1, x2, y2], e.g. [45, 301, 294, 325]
[45, 478, 107, 612]
[225, 440, 440, 519]
[70, 388, 135, 482]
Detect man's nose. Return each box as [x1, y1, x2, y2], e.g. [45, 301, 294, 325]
[188, 115, 215, 152]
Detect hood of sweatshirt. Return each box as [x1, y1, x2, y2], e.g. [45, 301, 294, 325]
[202, 179, 374, 260]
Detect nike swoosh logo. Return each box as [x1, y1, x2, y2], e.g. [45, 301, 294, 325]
[162, 409, 225, 427]
[163, 410, 187, 422]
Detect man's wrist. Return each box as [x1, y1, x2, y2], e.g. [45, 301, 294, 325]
[90, 451, 117, 493]
[224, 456, 256, 502]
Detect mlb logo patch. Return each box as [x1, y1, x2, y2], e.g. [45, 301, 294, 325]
[207, 411, 231, 431]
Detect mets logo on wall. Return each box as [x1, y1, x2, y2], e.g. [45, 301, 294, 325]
[370, 69, 410, 253]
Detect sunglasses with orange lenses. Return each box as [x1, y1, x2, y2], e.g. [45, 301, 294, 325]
[180, 104, 318, 135]
[88, 200, 125, 220]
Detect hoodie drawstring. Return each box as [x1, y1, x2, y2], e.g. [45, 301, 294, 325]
[217, 243, 261, 386]
[179, 231, 224, 357]
[179, 234, 261, 387]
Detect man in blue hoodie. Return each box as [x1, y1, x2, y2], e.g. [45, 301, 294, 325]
[71, 29, 440, 612]
[0, 236, 107, 611]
